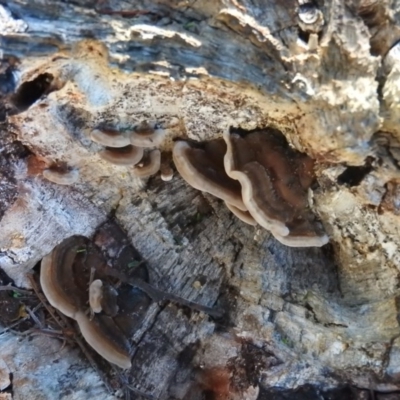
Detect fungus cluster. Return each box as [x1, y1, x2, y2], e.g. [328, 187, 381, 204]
[91, 122, 166, 179]
[40, 121, 170, 186]
[40, 232, 222, 368]
[173, 127, 328, 247]
[40, 236, 135, 369]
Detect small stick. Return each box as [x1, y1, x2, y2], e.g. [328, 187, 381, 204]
[99, 265, 224, 318]
[25, 305, 44, 329]
[0, 285, 33, 295]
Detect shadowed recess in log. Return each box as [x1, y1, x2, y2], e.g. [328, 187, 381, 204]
[337, 157, 374, 187]
[40, 224, 223, 367]
[11, 73, 54, 111]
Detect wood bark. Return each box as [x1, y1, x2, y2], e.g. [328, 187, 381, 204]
[1, 0, 400, 399]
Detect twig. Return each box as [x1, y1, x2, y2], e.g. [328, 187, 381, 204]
[99, 265, 224, 318]
[0, 285, 33, 295]
[25, 327, 66, 337]
[25, 305, 44, 329]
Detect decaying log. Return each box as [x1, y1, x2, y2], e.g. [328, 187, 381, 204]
[1, 0, 400, 399]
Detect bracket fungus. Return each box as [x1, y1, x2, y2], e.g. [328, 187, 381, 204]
[42, 165, 79, 185]
[224, 128, 328, 246]
[224, 202, 257, 226]
[172, 139, 246, 211]
[131, 149, 161, 178]
[130, 121, 166, 148]
[40, 236, 132, 369]
[40, 231, 222, 368]
[90, 129, 131, 148]
[172, 127, 328, 247]
[99, 144, 144, 166]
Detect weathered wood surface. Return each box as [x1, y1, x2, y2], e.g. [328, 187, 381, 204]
[1, 1, 400, 399]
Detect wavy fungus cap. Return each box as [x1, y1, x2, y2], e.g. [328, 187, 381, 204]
[131, 149, 161, 178]
[99, 144, 144, 166]
[224, 127, 328, 246]
[90, 129, 131, 148]
[173, 139, 246, 211]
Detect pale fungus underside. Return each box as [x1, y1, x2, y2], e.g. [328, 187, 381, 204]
[173, 127, 328, 247]
[42, 166, 79, 185]
[90, 129, 131, 148]
[131, 149, 161, 178]
[89, 279, 103, 314]
[99, 145, 144, 167]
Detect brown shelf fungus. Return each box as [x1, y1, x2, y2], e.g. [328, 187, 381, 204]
[99, 145, 144, 166]
[271, 217, 328, 247]
[225, 202, 257, 226]
[40, 236, 132, 369]
[130, 121, 166, 148]
[173, 139, 246, 211]
[42, 165, 79, 185]
[40, 247, 81, 319]
[90, 129, 131, 148]
[131, 149, 161, 178]
[75, 312, 131, 369]
[224, 127, 328, 246]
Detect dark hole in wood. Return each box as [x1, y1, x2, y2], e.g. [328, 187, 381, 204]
[337, 159, 373, 187]
[298, 29, 310, 44]
[11, 73, 53, 111]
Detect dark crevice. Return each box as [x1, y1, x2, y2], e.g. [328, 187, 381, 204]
[337, 158, 374, 187]
[10, 73, 54, 111]
[298, 29, 310, 44]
